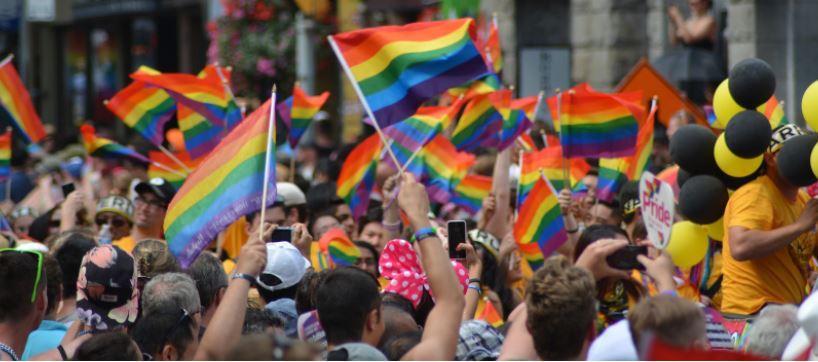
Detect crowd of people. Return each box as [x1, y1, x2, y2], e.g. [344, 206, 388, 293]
[0, 108, 816, 361]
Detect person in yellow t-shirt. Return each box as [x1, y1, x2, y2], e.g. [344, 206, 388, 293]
[722, 125, 818, 316]
[114, 177, 176, 252]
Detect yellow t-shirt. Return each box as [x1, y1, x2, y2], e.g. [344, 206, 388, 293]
[113, 236, 136, 253]
[721, 175, 816, 315]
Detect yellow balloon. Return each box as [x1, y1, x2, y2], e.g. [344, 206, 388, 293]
[803, 81, 818, 131]
[714, 134, 763, 177]
[667, 221, 709, 268]
[706, 217, 724, 241]
[713, 79, 746, 129]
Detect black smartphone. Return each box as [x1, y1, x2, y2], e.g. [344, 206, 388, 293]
[269, 227, 293, 243]
[606, 245, 648, 270]
[61, 183, 76, 198]
[447, 220, 467, 259]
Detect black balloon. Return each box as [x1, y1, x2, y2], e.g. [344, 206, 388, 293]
[777, 134, 818, 187]
[728, 58, 776, 109]
[724, 110, 772, 158]
[677, 167, 692, 188]
[679, 175, 730, 225]
[670, 125, 718, 175]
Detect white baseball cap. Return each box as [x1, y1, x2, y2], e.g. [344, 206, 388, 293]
[276, 182, 307, 207]
[256, 242, 311, 292]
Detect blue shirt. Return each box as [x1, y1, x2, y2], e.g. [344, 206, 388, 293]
[21, 320, 68, 360]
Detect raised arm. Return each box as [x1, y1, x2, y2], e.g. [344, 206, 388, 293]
[194, 223, 271, 360]
[486, 149, 512, 238]
[397, 174, 465, 361]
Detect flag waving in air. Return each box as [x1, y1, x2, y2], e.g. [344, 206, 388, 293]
[513, 175, 568, 270]
[597, 101, 657, 202]
[80, 124, 149, 164]
[328, 18, 489, 128]
[105, 67, 176, 147]
[0, 129, 10, 182]
[0, 56, 46, 143]
[277, 84, 330, 149]
[337, 133, 383, 220]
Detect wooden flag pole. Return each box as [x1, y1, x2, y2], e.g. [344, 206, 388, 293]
[214, 63, 243, 118]
[4, 127, 10, 202]
[289, 156, 296, 183]
[150, 161, 188, 179]
[154, 143, 192, 173]
[514, 149, 523, 223]
[327, 36, 402, 175]
[259, 85, 277, 241]
[0, 54, 13, 68]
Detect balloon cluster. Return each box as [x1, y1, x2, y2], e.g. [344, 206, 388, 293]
[666, 58, 780, 268]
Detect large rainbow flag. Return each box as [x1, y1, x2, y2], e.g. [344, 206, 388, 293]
[557, 87, 641, 158]
[147, 150, 200, 190]
[80, 124, 149, 164]
[328, 18, 489, 128]
[451, 174, 492, 215]
[0, 56, 46, 143]
[131, 66, 241, 129]
[0, 129, 10, 181]
[597, 103, 656, 202]
[164, 97, 276, 268]
[513, 176, 568, 270]
[451, 92, 503, 151]
[518, 145, 590, 206]
[337, 133, 383, 220]
[277, 84, 330, 148]
[489, 89, 532, 151]
[106, 77, 176, 146]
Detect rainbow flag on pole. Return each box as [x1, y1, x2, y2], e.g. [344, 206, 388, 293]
[177, 65, 241, 160]
[482, 14, 502, 74]
[277, 84, 330, 149]
[557, 88, 641, 158]
[415, 135, 475, 203]
[164, 97, 276, 268]
[328, 18, 489, 128]
[451, 92, 502, 151]
[337, 133, 383, 220]
[447, 73, 502, 101]
[0, 129, 10, 181]
[597, 102, 656, 202]
[0, 56, 46, 143]
[147, 150, 200, 189]
[384, 106, 445, 170]
[518, 145, 590, 206]
[318, 228, 360, 268]
[451, 174, 492, 215]
[131, 67, 241, 128]
[758, 95, 788, 129]
[106, 80, 176, 146]
[512, 94, 542, 121]
[489, 89, 532, 151]
[80, 124, 149, 164]
[513, 175, 568, 270]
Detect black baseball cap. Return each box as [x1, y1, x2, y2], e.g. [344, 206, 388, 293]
[135, 178, 177, 206]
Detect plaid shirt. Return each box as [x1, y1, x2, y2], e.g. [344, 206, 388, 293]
[457, 320, 504, 361]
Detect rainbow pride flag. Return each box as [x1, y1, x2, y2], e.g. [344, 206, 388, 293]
[597, 103, 656, 202]
[476, 298, 504, 328]
[177, 65, 242, 160]
[758, 95, 788, 129]
[131, 67, 241, 128]
[414, 135, 476, 203]
[518, 145, 590, 206]
[0, 129, 10, 181]
[277, 84, 330, 148]
[106, 78, 176, 146]
[513, 176, 568, 270]
[337, 133, 383, 220]
[512, 94, 541, 121]
[448, 73, 502, 101]
[329, 18, 489, 128]
[451, 174, 492, 215]
[80, 124, 149, 164]
[483, 15, 502, 74]
[489, 90, 532, 151]
[557, 87, 641, 158]
[451, 92, 503, 151]
[147, 150, 200, 189]
[164, 97, 277, 268]
[0, 56, 46, 143]
[384, 106, 445, 170]
[518, 132, 537, 152]
[318, 228, 360, 267]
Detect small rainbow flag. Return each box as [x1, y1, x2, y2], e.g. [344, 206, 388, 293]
[318, 228, 360, 267]
[512, 94, 541, 121]
[0, 129, 10, 181]
[451, 92, 503, 151]
[476, 298, 504, 328]
[130, 66, 241, 128]
[518, 145, 590, 206]
[0, 56, 46, 143]
[482, 14, 502, 74]
[164, 96, 277, 268]
[513, 176, 568, 270]
[328, 18, 489, 128]
[337, 133, 383, 220]
[384, 106, 445, 170]
[489, 89, 532, 151]
[106, 77, 176, 147]
[517, 132, 538, 152]
[597, 102, 656, 202]
[451, 174, 492, 215]
[147, 151, 200, 189]
[277, 84, 330, 149]
[557, 87, 641, 158]
[417, 135, 476, 203]
[448, 73, 502, 101]
[758, 95, 788, 129]
[79, 124, 149, 164]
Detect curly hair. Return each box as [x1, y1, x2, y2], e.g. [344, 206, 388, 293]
[525, 255, 596, 361]
[132, 239, 180, 278]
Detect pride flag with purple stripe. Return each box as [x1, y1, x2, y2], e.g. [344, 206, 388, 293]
[451, 174, 492, 215]
[513, 175, 567, 270]
[337, 133, 383, 220]
[277, 84, 330, 149]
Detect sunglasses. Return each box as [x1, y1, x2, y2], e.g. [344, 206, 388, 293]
[0, 248, 43, 303]
[95, 215, 128, 228]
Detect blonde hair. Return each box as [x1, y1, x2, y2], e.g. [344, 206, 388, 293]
[628, 294, 706, 350]
[132, 239, 180, 278]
